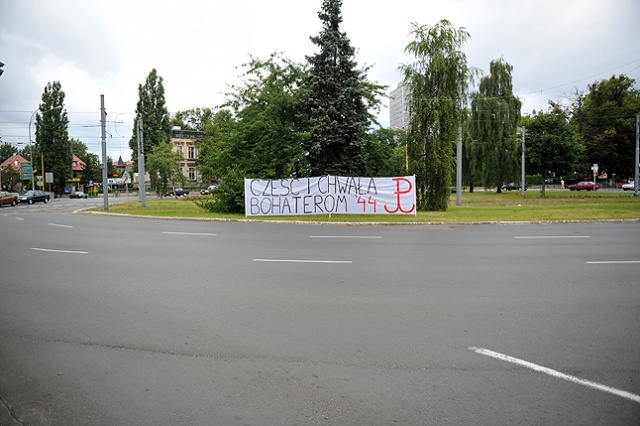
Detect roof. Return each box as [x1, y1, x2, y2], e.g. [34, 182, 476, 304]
[1, 154, 29, 170]
[72, 154, 86, 171]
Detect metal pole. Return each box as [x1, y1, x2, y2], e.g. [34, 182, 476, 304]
[456, 85, 463, 206]
[520, 127, 526, 198]
[28, 110, 37, 190]
[456, 140, 462, 206]
[635, 115, 639, 197]
[41, 151, 44, 191]
[101, 95, 109, 211]
[137, 119, 146, 207]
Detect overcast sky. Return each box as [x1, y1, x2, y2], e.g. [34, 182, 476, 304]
[1, 0, 639, 162]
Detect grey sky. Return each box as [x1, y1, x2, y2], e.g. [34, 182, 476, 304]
[1, 0, 639, 161]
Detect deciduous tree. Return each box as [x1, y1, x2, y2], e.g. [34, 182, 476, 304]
[205, 54, 309, 180]
[521, 108, 582, 197]
[146, 140, 183, 197]
[400, 20, 475, 210]
[576, 74, 640, 179]
[470, 58, 521, 192]
[0, 142, 16, 163]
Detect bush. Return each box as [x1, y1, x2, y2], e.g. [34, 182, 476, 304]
[194, 167, 245, 214]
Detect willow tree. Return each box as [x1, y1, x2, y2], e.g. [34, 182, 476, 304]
[401, 20, 474, 211]
[470, 58, 521, 192]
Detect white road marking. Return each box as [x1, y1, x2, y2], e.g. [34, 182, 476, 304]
[310, 235, 382, 239]
[253, 258, 352, 264]
[48, 223, 74, 228]
[15, 217, 24, 221]
[586, 260, 640, 264]
[514, 236, 590, 239]
[162, 231, 217, 236]
[469, 347, 640, 404]
[31, 248, 89, 254]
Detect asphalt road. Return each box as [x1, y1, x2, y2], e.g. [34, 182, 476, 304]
[1, 206, 639, 425]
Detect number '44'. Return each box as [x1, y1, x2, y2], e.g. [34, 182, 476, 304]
[357, 195, 377, 213]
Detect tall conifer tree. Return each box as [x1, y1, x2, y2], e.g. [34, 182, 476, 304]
[305, 0, 368, 176]
[129, 69, 171, 166]
[35, 81, 71, 193]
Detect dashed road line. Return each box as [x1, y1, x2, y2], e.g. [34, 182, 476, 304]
[162, 231, 217, 236]
[48, 223, 74, 228]
[253, 258, 352, 264]
[514, 235, 590, 239]
[310, 235, 382, 239]
[31, 248, 89, 254]
[469, 346, 640, 404]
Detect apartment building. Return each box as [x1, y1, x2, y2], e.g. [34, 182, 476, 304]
[171, 128, 203, 186]
[389, 81, 411, 130]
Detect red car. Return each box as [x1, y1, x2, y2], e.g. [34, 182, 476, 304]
[568, 181, 600, 191]
[0, 191, 18, 207]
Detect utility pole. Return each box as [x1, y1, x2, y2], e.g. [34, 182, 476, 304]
[635, 115, 639, 197]
[518, 127, 526, 198]
[137, 119, 146, 207]
[456, 85, 463, 206]
[101, 95, 108, 211]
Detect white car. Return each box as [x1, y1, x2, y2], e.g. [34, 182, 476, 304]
[621, 181, 635, 191]
[200, 184, 219, 195]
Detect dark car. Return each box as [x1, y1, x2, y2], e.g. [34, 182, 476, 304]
[0, 191, 18, 207]
[69, 191, 88, 199]
[167, 188, 189, 197]
[501, 182, 527, 191]
[18, 190, 50, 204]
[568, 181, 600, 191]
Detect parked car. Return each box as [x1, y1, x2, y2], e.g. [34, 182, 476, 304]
[69, 191, 88, 199]
[200, 184, 219, 195]
[568, 181, 600, 191]
[501, 182, 527, 191]
[616, 180, 629, 188]
[0, 191, 18, 207]
[167, 188, 189, 197]
[621, 181, 635, 191]
[18, 190, 50, 204]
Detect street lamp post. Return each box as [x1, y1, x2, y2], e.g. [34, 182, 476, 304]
[517, 127, 526, 198]
[28, 110, 38, 190]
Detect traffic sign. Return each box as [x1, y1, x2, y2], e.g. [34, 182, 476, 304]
[21, 162, 32, 180]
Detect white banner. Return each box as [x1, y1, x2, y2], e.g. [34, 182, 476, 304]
[245, 176, 416, 216]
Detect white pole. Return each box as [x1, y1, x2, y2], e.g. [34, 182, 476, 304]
[101, 95, 108, 211]
[635, 115, 639, 197]
[518, 127, 526, 198]
[138, 119, 146, 207]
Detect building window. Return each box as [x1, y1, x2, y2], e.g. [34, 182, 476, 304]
[188, 167, 196, 180]
[188, 146, 195, 159]
[176, 145, 183, 155]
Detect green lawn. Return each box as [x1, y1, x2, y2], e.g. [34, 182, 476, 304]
[90, 190, 640, 223]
